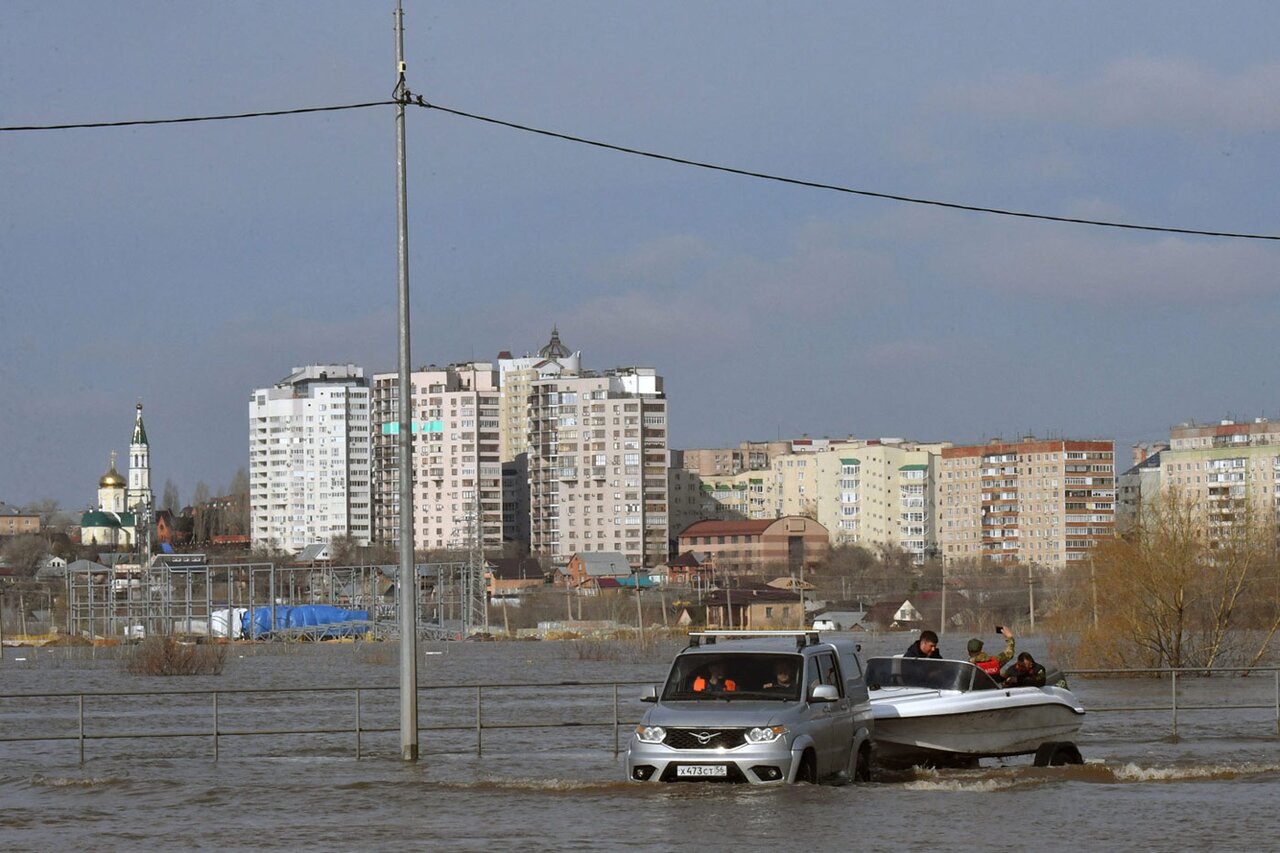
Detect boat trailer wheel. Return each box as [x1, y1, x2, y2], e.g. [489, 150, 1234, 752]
[1033, 741, 1083, 767]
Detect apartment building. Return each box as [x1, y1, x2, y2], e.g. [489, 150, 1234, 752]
[938, 437, 1115, 566]
[371, 363, 503, 553]
[249, 365, 372, 552]
[770, 440, 945, 562]
[496, 328, 581, 465]
[678, 440, 791, 477]
[527, 367, 668, 568]
[1156, 418, 1280, 533]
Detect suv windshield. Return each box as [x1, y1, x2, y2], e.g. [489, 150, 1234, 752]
[865, 657, 997, 692]
[661, 653, 802, 701]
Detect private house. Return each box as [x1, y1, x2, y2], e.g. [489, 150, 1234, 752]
[661, 551, 714, 586]
[486, 556, 546, 601]
[566, 552, 635, 588]
[703, 584, 803, 629]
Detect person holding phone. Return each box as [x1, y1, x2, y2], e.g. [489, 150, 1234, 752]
[966, 626, 1015, 677]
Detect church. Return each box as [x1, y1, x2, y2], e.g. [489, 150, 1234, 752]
[80, 403, 153, 548]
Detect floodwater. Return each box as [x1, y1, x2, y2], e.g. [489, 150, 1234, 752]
[2, 635, 1278, 852]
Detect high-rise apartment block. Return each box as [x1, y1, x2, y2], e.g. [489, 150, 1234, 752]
[1153, 418, 1280, 534]
[497, 328, 581, 465]
[527, 367, 668, 568]
[249, 365, 372, 551]
[938, 438, 1115, 566]
[371, 362, 503, 553]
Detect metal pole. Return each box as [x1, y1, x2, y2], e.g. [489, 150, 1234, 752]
[475, 686, 483, 756]
[394, 0, 419, 762]
[356, 688, 362, 760]
[1170, 670, 1178, 739]
[213, 691, 220, 761]
[613, 683, 620, 756]
[78, 694, 84, 764]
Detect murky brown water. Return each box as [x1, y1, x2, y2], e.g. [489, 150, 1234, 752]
[2, 635, 1278, 851]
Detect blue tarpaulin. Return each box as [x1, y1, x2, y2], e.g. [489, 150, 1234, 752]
[241, 605, 369, 639]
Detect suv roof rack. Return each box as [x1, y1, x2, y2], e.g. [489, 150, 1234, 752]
[688, 630, 822, 651]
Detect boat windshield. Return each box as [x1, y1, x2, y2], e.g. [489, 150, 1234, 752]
[865, 657, 996, 692]
[662, 653, 802, 701]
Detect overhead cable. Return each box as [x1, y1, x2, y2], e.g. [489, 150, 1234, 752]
[0, 101, 396, 132]
[411, 97, 1280, 242]
[4, 94, 1277, 241]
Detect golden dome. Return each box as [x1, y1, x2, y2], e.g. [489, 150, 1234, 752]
[100, 451, 127, 488]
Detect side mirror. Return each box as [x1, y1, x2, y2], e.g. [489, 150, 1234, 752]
[640, 685, 658, 703]
[810, 684, 839, 703]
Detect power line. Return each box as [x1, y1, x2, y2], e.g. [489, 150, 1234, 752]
[0, 101, 395, 132]
[410, 97, 1280, 242]
[5, 93, 1278, 242]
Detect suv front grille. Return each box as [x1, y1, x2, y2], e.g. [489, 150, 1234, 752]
[663, 728, 747, 750]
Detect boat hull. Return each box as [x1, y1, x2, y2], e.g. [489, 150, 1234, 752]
[872, 688, 1084, 766]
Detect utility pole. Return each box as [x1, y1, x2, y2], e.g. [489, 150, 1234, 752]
[1027, 562, 1036, 632]
[393, 0, 418, 763]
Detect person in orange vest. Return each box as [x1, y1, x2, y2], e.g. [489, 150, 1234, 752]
[693, 661, 737, 693]
[967, 626, 1015, 678]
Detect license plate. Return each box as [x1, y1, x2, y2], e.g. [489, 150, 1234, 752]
[676, 764, 728, 778]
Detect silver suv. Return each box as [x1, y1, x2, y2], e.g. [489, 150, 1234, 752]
[626, 631, 874, 784]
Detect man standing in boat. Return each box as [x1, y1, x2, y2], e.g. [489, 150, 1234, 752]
[967, 626, 1015, 677]
[904, 629, 943, 659]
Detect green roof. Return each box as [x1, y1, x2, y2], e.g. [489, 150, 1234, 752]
[840, 458, 861, 466]
[81, 510, 136, 528]
[899, 464, 929, 471]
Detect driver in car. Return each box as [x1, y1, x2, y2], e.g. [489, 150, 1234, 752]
[762, 660, 796, 691]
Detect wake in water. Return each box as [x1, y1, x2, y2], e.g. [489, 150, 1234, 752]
[888, 759, 1280, 791]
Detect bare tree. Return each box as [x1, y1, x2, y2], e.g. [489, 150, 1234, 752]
[1, 535, 49, 577]
[22, 498, 66, 530]
[161, 480, 180, 512]
[192, 481, 211, 506]
[1052, 488, 1279, 670]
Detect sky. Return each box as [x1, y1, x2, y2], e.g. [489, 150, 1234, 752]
[3, 2, 1280, 511]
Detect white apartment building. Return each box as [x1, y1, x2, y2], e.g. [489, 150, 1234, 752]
[250, 365, 372, 552]
[371, 363, 503, 553]
[527, 368, 668, 568]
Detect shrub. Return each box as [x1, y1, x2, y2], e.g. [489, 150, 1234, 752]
[125, 637, 227, 676]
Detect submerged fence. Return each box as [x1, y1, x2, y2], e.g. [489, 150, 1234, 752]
[0, 668, 1277, 764]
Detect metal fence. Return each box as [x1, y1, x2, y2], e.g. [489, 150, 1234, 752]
[1, 668, 1277, 764]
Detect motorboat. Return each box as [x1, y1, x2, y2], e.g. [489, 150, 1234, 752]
[865, 656, 1085, 768]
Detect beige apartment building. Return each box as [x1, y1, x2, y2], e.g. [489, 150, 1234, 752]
[371, 362, 503, 553]
[1156, 418, 1280, 533]
[938, 438, 1115, 566]
[770, 440, 945, 562]
[496, 328, 581, 465]
[527, 367, 668, 568]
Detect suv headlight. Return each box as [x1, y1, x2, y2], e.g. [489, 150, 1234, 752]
[745, 725, 788, 744]
[635, 725, 666, 744]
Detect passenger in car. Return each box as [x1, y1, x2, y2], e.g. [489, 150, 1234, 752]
[693, 661, 737, 692]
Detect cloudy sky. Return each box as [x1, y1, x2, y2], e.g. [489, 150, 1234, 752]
[3, 2, 1279, 510]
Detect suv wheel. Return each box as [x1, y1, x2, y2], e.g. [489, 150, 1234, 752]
[795, 752, 818, 784]
[855, 742, 872, 783]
